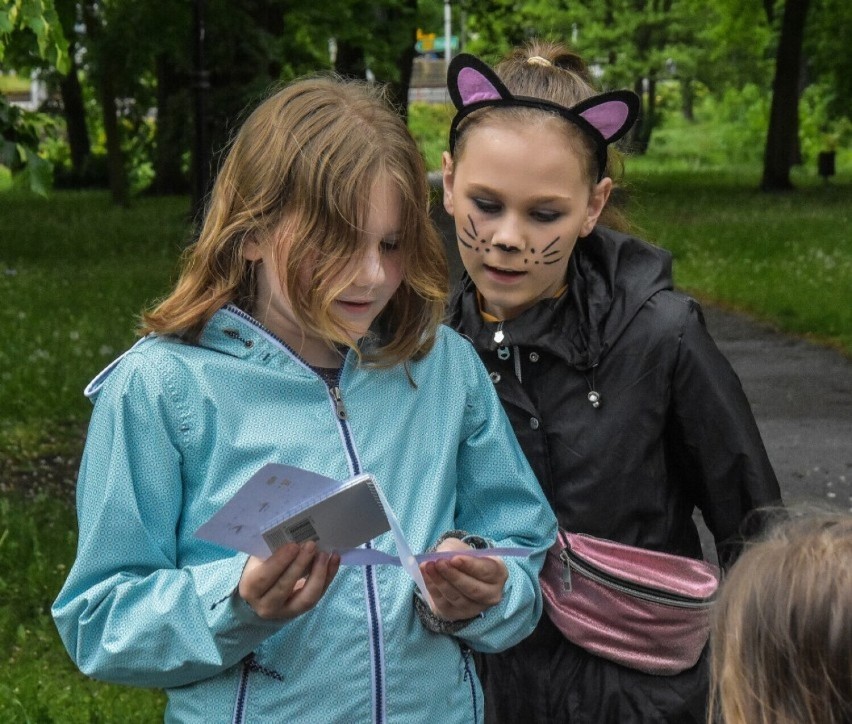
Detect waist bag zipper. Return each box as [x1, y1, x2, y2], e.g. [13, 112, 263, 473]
[558, 548, 714, 608]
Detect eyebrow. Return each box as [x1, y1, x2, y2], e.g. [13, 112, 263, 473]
[466, 183, 571, 205]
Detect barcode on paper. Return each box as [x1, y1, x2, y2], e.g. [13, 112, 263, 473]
[262, 518, 319, 551]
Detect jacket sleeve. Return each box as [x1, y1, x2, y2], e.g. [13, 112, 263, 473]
[51, 352, 282, 688]
[670, 301, 783, 569]
[447, 347, 558, 653]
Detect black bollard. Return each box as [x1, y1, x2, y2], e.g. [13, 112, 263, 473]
[817, 150, 836, 183]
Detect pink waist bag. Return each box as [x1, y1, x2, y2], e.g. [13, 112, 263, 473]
[540, 530, 720, 675]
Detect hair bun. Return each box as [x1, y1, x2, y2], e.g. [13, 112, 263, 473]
[552, 51, 589, 75]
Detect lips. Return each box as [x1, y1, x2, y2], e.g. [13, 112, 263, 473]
[336, 298, 374, 312]
[483, 263, 526, 281]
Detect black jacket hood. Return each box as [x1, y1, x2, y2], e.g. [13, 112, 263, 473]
[449, 226, 673, 370]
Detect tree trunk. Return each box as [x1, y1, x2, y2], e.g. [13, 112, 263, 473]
[388, 27, 417, 121]
[58, 48, 90, 178]
[629, 77, 656, 154]
[335, 41, 367, 79]
[151, 53, 188, 195]
[761, 0, 811, 191]
[83, 1, 129, 206]
[98, 69, 130, 207]
[390, 45, 415, 122]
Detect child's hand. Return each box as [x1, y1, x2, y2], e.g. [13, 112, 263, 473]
[238, 541, 340, 620]
[419, 537, 508, 622]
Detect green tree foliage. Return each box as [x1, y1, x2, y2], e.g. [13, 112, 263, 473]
[460, 0, 716, 151]
[0, 0, 68, 69]
[1, 0, 68, 194]
[805, 0, 852, 120]
[458, 0, 848, 189]
[6, 1, 839, 201]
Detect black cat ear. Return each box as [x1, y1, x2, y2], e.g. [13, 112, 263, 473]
[572, 91, 640, 144]
[447, 53, 512, 110]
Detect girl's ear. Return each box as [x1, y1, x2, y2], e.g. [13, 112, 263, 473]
[581, 177, 612, 237]
[441, 151, 455, 216]
[243, 239, 263, 261]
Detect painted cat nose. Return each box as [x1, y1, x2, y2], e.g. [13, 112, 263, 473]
[490, 218, 526, 252]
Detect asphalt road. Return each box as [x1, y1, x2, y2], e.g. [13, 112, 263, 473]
[430, 202, 852, 534]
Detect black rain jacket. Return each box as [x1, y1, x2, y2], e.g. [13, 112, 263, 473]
[449, 226, 782, 723]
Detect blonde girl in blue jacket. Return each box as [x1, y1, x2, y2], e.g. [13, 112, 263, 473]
[52, 75, 556, 723]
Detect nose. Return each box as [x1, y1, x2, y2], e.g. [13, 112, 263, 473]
[489, 215, 526, 253]
[351, 244, 385, 289]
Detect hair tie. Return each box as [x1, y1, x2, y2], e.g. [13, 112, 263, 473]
[526, 56, 552, 67]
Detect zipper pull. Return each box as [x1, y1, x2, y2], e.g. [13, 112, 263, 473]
[330, 386, 347, 420]
[493, 321, 505, 345]
[559, 549, 572, 592]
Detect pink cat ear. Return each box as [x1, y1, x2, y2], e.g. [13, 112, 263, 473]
[457, 67, 504, 104]
[448, 54, 511, 110]
[574, 92, 640, 143]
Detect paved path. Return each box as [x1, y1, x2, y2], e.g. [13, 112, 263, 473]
[430, 203, 852, 524]
[702, 305, 851, 513]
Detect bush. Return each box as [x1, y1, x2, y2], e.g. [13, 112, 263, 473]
[407, 101, 453, 171]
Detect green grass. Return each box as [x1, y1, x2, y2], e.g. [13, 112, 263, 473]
[408, 101, 453, 171]
[0, 190, 190, 455]
[0, 494, 166, 721]
[626, 164, 852, 353]
[0, 190, 186, 720]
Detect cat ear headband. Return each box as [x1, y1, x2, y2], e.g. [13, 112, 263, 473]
[447, 53, 640, 181]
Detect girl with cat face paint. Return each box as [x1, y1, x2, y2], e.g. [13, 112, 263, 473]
[444, 41, 782, 724]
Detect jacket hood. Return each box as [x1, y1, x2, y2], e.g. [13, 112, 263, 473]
[450, 226, 673, 369]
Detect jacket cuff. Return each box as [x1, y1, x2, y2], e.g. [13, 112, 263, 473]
[435, 529, 492, 551]
[413, 529, 491, 635]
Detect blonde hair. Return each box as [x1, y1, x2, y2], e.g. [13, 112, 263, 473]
[143, 76, 448, 366]
[451, 39, 630, 232]
[709, 510, 852, 724]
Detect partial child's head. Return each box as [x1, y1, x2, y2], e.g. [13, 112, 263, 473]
[144, 76, 447, 366]
[450, 40, 623, 186]
[709, 510, 852, 724]
[441, 41, 638, 320]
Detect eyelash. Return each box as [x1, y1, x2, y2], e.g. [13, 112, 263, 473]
[472, 198, 561, 223]
[380, 239, 400, 253]
[473, 198, 500, 214]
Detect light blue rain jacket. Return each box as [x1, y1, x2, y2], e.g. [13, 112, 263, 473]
[52, 305, 557, 723]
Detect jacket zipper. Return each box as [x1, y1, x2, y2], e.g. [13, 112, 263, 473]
[222, 307, 386, 723]
[326, 379, 386, 724]
[558, 548, 714, 608]
[330, 386, 347, 420]
[461, 645, 478, 723]
[232, 657, 251, 724]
